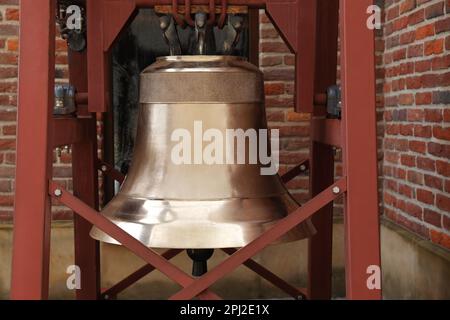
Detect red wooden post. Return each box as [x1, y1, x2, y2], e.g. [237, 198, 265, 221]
[11, 0, 56, 299]
[307, 0, 339, 300]
[340, 0, 382, 299]
[69, 49, 101, 300]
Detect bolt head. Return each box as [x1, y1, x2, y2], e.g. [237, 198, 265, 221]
[101, 165, 108, 172]
[54, 189, 63, 197]
[332, 186, 340, 194]
[300, 165, 306, 171]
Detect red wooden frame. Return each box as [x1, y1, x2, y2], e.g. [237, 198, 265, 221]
[11, 0, 382, 300]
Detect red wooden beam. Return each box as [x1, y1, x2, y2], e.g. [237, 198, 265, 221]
[87, 0, 109, 113]
[97, 160, 126, 184]
[311, 118, 341, 147]
[222, 248, 307, 299]
[52, 117, 95, 148]
[307, 0, 339, 300]
[48, 181, 221, 300]
[101, 249, 183, 299]
[69, 47, 102, 300]
[170, 178, 347, 300]
[340, 0, 382, 299]
[280, 159, 309, 184]
[11, 0, 56, 300]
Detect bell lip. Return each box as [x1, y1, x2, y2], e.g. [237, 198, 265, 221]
[89, 194, 317, 249]
[156, 55, 247, 62]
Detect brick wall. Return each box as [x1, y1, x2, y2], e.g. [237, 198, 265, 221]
[381, 0, 450, 249]
[0, 1, 448, 251]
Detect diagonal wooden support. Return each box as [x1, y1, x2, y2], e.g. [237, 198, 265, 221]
[280, 159, 309, 184]
[97, 160, 125, 184]
[48, 181, 221, 300]
[101, 249, 183, 299]
[221, 248, 307, 299]
[170, 178, 347, 300]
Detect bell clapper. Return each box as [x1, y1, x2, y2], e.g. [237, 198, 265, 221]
[187, 249, 214, 277]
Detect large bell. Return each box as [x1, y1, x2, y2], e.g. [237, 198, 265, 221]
[91, 56, 316, 249]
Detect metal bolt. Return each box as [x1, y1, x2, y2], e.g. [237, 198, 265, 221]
[104, 294, 109, 300]
[54, 189, 63, 197]
[332, 186, 340, 195]
[101, 165, 108, 172]
[300, 165, 306, 171]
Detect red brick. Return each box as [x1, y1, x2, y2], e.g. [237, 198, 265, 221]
[261, 56, 282, 67]
[436, 17, 450, 34]
[414, 125, 432, 138]
[393, 48, 407, 61]
[416, 24, 435, 40]
[424, 39, 444, 55]
[405, 202, 423, 219]
[407, 170, 424, 185]
[410, 140, 427, 154]
[424, 209, 442, 228]
[286, 112, 310, 122]
[283, 55, 295, 66]
[430, 230, 450, 249]
[264, 83, 284, 96]
[0, 195, 14, 206]
[400, 0, 415, 13]
[417, 157, 435, 171]
[408, 9, 425, 25]
[5, 8, 18, 21]
[432, 54, 450, 70]
[433, 126, 450, 141]
[416, 92, 432, 104]
[436, 160, 450, 177]
[2, 125, 16, 136]
[425, 1, 444, 19]
[444, 215, 450, 231]
[260, 42, 290, 53]
[399, 93, 414, 105]
[424, 174, 443, 189]
[407, 109, 424, 121]
[428, 142, 450, 158]
[417, 188, 435, 205]
[401, 154, 416, 167]
[400, 124, 414, 136]
[407, 44, 423, 58]
[437, 194, 450, 212]
[424, 109, 443, 122]
[399, 184, 413, 197]
[261, 28, 279, 39]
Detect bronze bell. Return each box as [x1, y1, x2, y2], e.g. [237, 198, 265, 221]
[90, 56, 316, 249]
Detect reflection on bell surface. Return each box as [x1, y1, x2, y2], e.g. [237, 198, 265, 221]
[90, 55, 316, 249]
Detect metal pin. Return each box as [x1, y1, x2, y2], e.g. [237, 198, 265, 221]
[332, 186, 340, 194]
[54, 189, 63, 197]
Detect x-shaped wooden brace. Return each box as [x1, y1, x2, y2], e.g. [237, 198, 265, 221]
[49, 175, 346, 300]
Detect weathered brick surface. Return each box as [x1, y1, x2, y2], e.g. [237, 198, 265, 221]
[382, 0, 450, 249]
[0, 2, 448, 251]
